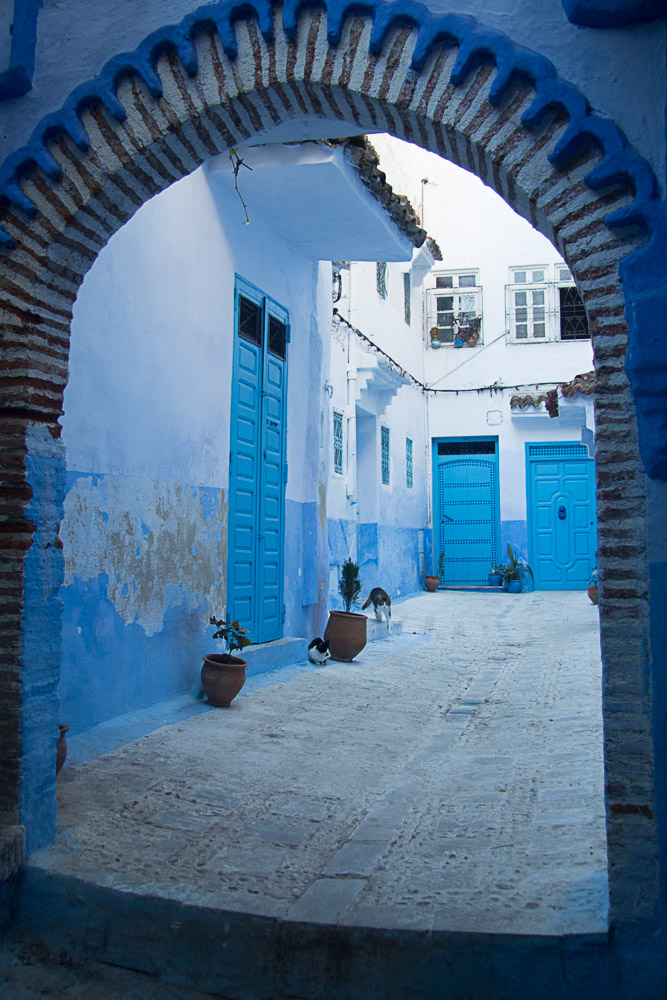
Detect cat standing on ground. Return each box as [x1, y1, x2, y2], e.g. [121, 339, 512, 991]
[362, 587, 392, 635]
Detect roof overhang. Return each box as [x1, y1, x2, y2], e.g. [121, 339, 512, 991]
[205, 142, 415, 262]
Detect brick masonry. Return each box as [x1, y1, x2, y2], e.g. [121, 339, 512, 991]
[0, 5, 657, 928]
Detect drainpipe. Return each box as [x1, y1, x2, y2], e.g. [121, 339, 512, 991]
[347, 336, 358, 504]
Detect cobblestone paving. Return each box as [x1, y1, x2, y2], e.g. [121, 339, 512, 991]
[33, 590, 606, 937]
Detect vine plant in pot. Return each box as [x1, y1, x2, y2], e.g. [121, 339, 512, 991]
[499, 543, 534, 593]
[324, 558, 367, 662]
[201, 617, 252, 707]
[425, 551, 445, 592]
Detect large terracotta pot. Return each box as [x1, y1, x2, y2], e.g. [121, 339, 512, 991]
[424, 575, 440, 592]
[201, 654, 247, 707]
[324, 610, 367, 662]
[56, 724, 69, 775]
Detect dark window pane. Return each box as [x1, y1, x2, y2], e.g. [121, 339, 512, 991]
[438, 440, 496, 455]
[458, 274, 476, 287]
[436, 275, 453, 288]
[559, 286, 589, 340]
[268, 315, 287, 358]
[238, 295, 262, 345]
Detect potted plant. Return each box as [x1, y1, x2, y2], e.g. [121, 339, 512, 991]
[425, 551, 445, 592]
[324, 558, 367, 661]
[499, 543, 534, 593]
[488, 564, 502, 587]
[587, 566, 599, 605]
[201, 617, 252, 707]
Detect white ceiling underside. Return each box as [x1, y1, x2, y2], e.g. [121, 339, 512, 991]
[205, 142, 415, 263]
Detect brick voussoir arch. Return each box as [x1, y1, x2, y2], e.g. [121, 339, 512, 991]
[0, 0, 660, 926]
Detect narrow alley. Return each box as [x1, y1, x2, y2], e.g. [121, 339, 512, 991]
[15, 590, 605, 964]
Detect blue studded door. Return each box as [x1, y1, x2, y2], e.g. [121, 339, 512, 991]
[432, 439, 500, 585]
[527, 442, 597, 590]
[228, 278, 288, 643]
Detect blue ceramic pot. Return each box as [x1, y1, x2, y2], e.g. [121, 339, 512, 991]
[506, 580, 521, 593]
[488, 573, 502, 587]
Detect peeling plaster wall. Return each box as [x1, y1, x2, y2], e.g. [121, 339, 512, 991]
[60, 164, 329, 733]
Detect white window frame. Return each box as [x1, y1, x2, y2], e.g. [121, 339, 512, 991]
[426, 270, 483, 348]
[333, 408, 344, 475]
[506, 265, 551, 343]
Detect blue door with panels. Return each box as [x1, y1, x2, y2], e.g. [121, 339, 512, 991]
[527, 442, 597, 589]
[432, 439, 500, 585]
[228, 277, 288, 643]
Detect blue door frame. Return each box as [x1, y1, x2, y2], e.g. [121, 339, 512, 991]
[526, 441, 597, 590]
[432, 437, 500, 585]
[228, 276, 288, 643]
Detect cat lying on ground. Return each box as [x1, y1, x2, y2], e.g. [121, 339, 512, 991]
[308, 637, 331, 665]
[362, 587, 392, 635]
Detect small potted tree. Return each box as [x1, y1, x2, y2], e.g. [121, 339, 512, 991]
[324, 558, 367, 661]
[201, 617, 252, 707]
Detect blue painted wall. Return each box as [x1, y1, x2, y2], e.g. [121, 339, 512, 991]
[58, 164, 331, 736]
[327, 518, 426, 608]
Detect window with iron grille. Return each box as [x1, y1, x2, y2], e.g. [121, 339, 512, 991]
[559, 285, 589, 341]
[333, 410, 343, 475]
[406, 437, 413, 488]
[376, 261, 387, 299]
[381, 426, 390, 485]
[403, 272, 411, 324]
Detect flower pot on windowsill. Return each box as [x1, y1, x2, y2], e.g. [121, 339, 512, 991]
[424, 575, 440, 592]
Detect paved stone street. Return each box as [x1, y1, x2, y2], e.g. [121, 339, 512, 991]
[22, 589, 606, 943]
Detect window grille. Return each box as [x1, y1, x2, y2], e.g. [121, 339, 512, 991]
[438, 440, 496, 456]
[333, 410, 343, 474]
[559, 285, 589, 341]
[376, 262, 387, 299]
[404, 272, 411, 324]
[427, 271, 482, 348]
[406, 437, 413, 488]
[528, 443, 588, 459]
[381, 425, 390, 485]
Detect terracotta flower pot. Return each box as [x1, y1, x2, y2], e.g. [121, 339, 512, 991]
[587, 584, 599, 606]
[201, 654, 247, 707]
[324, 610, 367, 662]
[424, 575, 440, 592]
[56, 724, 69, 775]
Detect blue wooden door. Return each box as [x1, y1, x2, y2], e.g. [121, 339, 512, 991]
[432, 439, 500, 585]
[527, 442, 597, 589]
[228, 280, 288, 643]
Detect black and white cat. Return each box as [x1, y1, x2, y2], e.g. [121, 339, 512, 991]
[362, 587, 392, 635]
[308, 637, 331, 665]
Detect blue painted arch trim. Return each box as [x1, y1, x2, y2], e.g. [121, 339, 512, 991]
[0, 0, 664, 476]
[0, 0, 43, 102]
[0, 0, 662, 257]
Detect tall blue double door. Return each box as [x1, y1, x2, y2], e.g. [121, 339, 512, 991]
[227, 277, 288, 643]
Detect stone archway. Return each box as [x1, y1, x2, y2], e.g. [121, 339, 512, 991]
[0, 0, 660, 931]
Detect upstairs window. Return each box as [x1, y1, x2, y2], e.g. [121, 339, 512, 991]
[404, 272, 411, 325]
[376, 262, 387, 299]
[558, 268, 589, 341]
[507, 266, 548, 342]
[426, 271, 482, 348]
[381, 425, 390, 485]
[506, 265, 589, 343]
[333, 410, 343, 474]
[406, 437, 413, 489]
